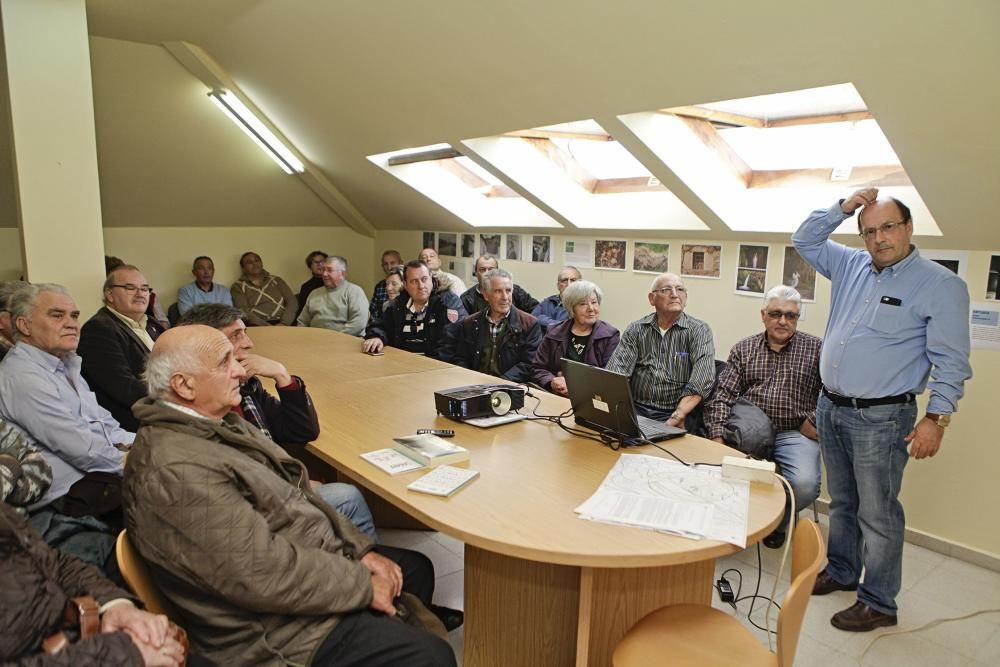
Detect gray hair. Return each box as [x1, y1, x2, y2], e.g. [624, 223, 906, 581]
[479, 268, 513, 292]
[8, 283, 71, 342]
[144, 346, 200, 399]
[763, 285, 802, 308]
[102, 264, 142, 294]
[325, 255, 348, 272]
[176, 303, 244, 329]
[561, 280, 603, 313]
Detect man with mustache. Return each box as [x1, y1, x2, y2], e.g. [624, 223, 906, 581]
[793, 188, 972, 632]
[703, 285, 822, 549]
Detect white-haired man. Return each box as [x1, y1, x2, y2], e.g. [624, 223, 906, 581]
[124, 325, 455, 666]
[605, 273, 715, 428]
[703, 285, 822, 548]
[298, 255, 369, 336]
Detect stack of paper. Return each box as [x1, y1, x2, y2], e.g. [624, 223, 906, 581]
[575, 453, 750, 547]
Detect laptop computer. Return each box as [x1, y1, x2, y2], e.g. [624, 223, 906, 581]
[560, 358, 686, 443]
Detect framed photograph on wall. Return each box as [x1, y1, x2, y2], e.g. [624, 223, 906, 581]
[735, 244, 768, 296]
[564, 239, 594, 267]
[437, 232, 457, 257]
[782, 246, 817, 302]
[480, 234, 501, 257]
[920, 249, 969, 281]
[531, 235, 552, 263]
[505, 234, 522, 261]
[680, 244, 722, 279]
[461, 233, 476, 258]
[594, 239, 627, 270]
[422, 231, 435, 250]
[987, 254, 999, 300]
[633, 241, 669, 274]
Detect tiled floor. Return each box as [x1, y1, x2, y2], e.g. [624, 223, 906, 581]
[381, 515, 1000, 666]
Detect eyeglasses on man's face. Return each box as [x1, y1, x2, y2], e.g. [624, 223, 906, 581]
[859, 220, 907, 240]
[765, 310, 800, 321]
[652, 286, 687, 295]
[110, 284, 151, 295]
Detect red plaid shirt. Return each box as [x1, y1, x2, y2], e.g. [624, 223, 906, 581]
[705, 331, 822, 439]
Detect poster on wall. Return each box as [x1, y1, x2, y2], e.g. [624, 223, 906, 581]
[422, 231, 435, 250]
[970, 301, 1000, 350]
[735, 244, 769, 296]
[921, 249, 969, 281]
[680, 244, 722, 279]
[480, 234, 501, 257]
[437, 233, 457, 257]
[564, 239, 594, 267]
[594, 240, 627, 270]
[633, 241, 669, 274]
[531, 235, 552, 263]
[461, 234, 476, 258]
[987, 254, 1000, 300]
[505, 234, 522, 261]
[782, 246, 816, 302]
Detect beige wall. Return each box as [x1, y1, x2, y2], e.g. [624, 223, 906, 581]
[0, 228, 22, 281]
[374, 228, 1000, 560]
[101, 226, 375, 315]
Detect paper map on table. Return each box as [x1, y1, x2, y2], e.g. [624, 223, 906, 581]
[575, 453, 750, 547]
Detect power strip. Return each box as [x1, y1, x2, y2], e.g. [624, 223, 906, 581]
[721, 456, 776, 484]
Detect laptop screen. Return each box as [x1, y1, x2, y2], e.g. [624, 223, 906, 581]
[561, 358, 645, 438]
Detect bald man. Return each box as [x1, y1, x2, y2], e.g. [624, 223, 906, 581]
[124, 326, 455, 667]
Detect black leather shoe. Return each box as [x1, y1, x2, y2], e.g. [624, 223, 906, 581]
[812, 570, 859, 595]
[762, 529, 786, 549]
[831, 601, 897, 632]
[431, 604, 464, 631]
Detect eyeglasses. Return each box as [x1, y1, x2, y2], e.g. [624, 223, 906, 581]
[558, 276, 580, 284]
[652, 286, 687, 295]
[859, 221, 906, 239]
[110, 284, 151, 295]
[765, 310, 800, 321]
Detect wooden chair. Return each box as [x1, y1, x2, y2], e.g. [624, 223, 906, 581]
[115, 530, 177, 619]
[613, 519, 825, 667]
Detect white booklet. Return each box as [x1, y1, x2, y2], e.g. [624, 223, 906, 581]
[361, 448, 425, 475]
[408, 465, 480, 497]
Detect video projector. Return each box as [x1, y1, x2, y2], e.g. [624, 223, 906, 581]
[434, 384, 526, 421]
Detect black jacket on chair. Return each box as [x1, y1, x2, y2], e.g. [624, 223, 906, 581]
[78, 307, 165, 432]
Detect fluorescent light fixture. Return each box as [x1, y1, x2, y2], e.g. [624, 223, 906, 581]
[208, 90, 304, 174]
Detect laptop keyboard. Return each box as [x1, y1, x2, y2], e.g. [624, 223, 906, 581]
[637, 414, 675, 439]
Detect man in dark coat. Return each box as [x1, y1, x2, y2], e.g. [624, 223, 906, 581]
[79, 265, 165, 431]
[363, 260, 466, 358]
[0, 502, 184, 666]
[444, 269, 542, 383]
[458, 255, 537, 317]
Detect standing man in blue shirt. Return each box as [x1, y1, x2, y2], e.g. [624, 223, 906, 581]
[793, 188, 972, 632]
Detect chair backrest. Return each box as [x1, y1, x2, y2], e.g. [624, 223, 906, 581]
[115, 529, 177, 619]
[776, 519, 825, 667]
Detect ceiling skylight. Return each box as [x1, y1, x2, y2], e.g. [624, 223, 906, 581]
[367, 144, 561, 228]
[463, 120, 707, 231]
[619, 83, 941, 235]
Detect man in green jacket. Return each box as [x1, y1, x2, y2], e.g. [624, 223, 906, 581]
[123, 325, 454, 667]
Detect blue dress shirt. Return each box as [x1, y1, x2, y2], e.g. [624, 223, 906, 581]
[793, 203, 972, 414]
[0, 343, 132, 506]
[177, 281, 234, 315]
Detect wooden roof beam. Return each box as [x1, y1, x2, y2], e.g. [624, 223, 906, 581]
[677, 116, 753, 188]
[523, 137, 599, 193]
[503, 129, 613, 142]
[750, 165, 910, 189]
[387, 147, 462, 166]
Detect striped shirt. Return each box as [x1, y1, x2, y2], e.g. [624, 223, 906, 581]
[605, 312, 715, 412]
[704, 331, 822, 439]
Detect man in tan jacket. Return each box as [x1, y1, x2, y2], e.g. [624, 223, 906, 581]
[123, 325, 454, 667]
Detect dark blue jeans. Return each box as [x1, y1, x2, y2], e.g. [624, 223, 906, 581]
[816, 394, 916, 614]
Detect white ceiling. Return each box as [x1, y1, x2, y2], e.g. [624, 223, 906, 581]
[4, 0, 998, 248]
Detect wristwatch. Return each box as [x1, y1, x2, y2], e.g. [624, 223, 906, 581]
[925, 413, 951, 428]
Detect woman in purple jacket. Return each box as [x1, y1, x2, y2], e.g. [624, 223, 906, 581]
[531, 280, 620, 396]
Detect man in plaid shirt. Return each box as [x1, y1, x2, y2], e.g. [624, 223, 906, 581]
[704, 285, 822, 548]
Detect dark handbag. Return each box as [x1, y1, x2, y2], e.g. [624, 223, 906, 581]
[722, 398, 776, 460]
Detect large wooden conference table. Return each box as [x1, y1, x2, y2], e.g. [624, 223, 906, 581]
[250, 327, 785, 667]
